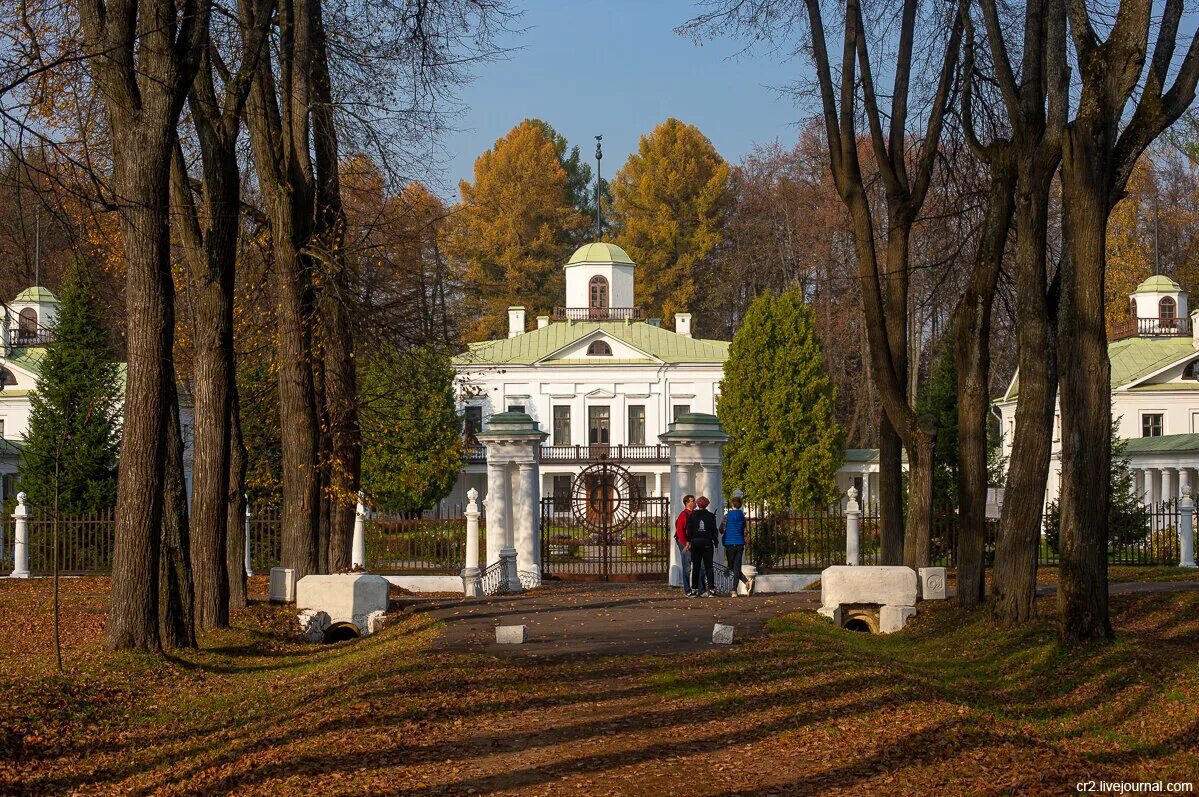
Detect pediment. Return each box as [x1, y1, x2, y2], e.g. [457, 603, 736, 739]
[538, 329, 660, 364]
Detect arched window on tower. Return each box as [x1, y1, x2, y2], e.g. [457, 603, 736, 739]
[1160, 296, 1177, 320]
[587, 340, 612, 357]
[17, 308, 37, 342]
[589, 275, 609, 319]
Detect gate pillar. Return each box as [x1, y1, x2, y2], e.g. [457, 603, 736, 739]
[660, 413, 731, 585]
[477, 412, 547, 579]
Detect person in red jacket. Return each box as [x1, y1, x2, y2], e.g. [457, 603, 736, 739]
[675, 494, 695, 596]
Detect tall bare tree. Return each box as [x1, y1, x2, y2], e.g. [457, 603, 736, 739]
[170, 0, 270, 628]
[976, 0, 1068, 625]
[1057, 0, 1199, 641]
[77, 0, 209, 652]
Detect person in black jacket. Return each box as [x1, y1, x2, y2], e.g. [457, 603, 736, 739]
[686, 496, 719, 597]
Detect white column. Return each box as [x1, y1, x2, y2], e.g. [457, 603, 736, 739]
[845, 487, 861, 566]
[10, 491, 29, 578]
[515, 462, 540, 584]
[486, 463, 508, 567]
[352, 491, 368, 568]
[244, 501, 253, 577]
[1147, 468, 1162, 508]
[1163, 468, 1179, 505]
[463, 488, 483, 596]
[698, 463, 724, 564]
[668, 461, 687, 587]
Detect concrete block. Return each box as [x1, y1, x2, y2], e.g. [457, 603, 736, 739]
[820, 566, 917, 608]
[879, 604, 917, 634]
[712, 624, 735, 644]
[816, 605, 843, 626]
[918, 567, 947, 600]
[270, 567, 296, 603]
[366, 610, 387, 635]
[295, 574, 389, 625]
[496, 625, 526, 644]
[751, 573, 821, 593]
[297, 609, 330, 643]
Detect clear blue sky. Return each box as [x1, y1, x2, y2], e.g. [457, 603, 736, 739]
[434, 0, 811, 201]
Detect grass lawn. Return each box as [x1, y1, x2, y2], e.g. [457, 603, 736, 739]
[1, 576, 1197, 795]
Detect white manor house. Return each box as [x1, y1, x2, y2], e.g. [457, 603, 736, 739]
[442, 242, 879, 512]
[996, 274, 1199, 507]
[0, 286, 60, 504]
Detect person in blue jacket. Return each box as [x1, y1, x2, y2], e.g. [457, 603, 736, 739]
[721, 489, 752, 596]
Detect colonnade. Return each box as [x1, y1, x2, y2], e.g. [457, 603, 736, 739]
[1131, 466, 1198, 506]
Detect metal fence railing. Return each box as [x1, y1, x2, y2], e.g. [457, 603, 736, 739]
[0, 500, 1188, 577]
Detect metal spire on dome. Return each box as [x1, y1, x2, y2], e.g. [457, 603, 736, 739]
[594, 134, 603, 239]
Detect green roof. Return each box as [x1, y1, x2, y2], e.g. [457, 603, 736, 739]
[4, 347, 48, 376]
[1122, 433, 1199, 455]
[1002, 337, 1199, 400]
[12, 286, 59, 303]
[1133, 275, 1182, 293]
[566, 242, 634, 266]
[454, 321, 728, 366]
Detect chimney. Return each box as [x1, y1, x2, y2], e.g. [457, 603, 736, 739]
[536, 315, 550, 329]
[507, 306, 526, 338]
[675, 313, 692, 338]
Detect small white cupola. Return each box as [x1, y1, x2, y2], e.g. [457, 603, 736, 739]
[1130, 274, 1187, 324]
[563, 242, 636, 317]
[4, 286, 59, 349]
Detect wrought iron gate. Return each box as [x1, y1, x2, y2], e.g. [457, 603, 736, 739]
[540, 461, 671, 581]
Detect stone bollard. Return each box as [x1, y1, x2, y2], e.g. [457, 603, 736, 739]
[244, 500, 253, 578]
[462, 488, 483, 597]
[845, 486, 861, 566]
[1180, 486, 1197, 568]
[352, 491, 368, 569]
[10, 491, 29, 579]
[499, 547, 521, 593]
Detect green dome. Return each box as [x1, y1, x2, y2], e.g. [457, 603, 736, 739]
[13, 286, 59, 304]
[566, 242, 634, 266]
[1134, 275, 1182, 293]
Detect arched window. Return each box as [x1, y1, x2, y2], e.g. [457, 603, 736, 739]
[587, 340, 612, 356]
[589, 276, 609, 310]
[1160, 296, 1177, 319]
[17, 308, 36, 341]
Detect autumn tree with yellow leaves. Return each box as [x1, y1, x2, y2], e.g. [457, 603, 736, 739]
[611, 118, 731, 329]
[445, 119, 589, 341]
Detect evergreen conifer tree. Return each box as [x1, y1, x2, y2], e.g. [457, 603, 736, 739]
[718, 288, 843, 509]
[18, 263, 122, 512]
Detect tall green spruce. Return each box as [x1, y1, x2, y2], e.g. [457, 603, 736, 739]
[18, 264, 122, 512]
[718, 288, 843, 509]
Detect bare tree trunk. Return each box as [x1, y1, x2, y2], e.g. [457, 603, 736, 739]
[159, 373, 197, 649]
[877, 420, 905, 564]
[226, 390, 249, 609]
[1056, 162, 1113, 640]
[993, 186, 1058, 623]
[310, 0, 360, 572]
[953, 153, 1017, 607]
[81, 0, 208, 655]
[244, 0, 322, 578]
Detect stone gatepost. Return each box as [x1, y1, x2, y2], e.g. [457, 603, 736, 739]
[660, 413, 731, 585]
[476, 411, 547, 586]
[352, 492, 368, 569]
[10, 491, 29, 579]
[244, 501, 253, 577]
[463, 488, 483, 596]
[1180, 479, 1197, 569]
[845, 487, 861, 566]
